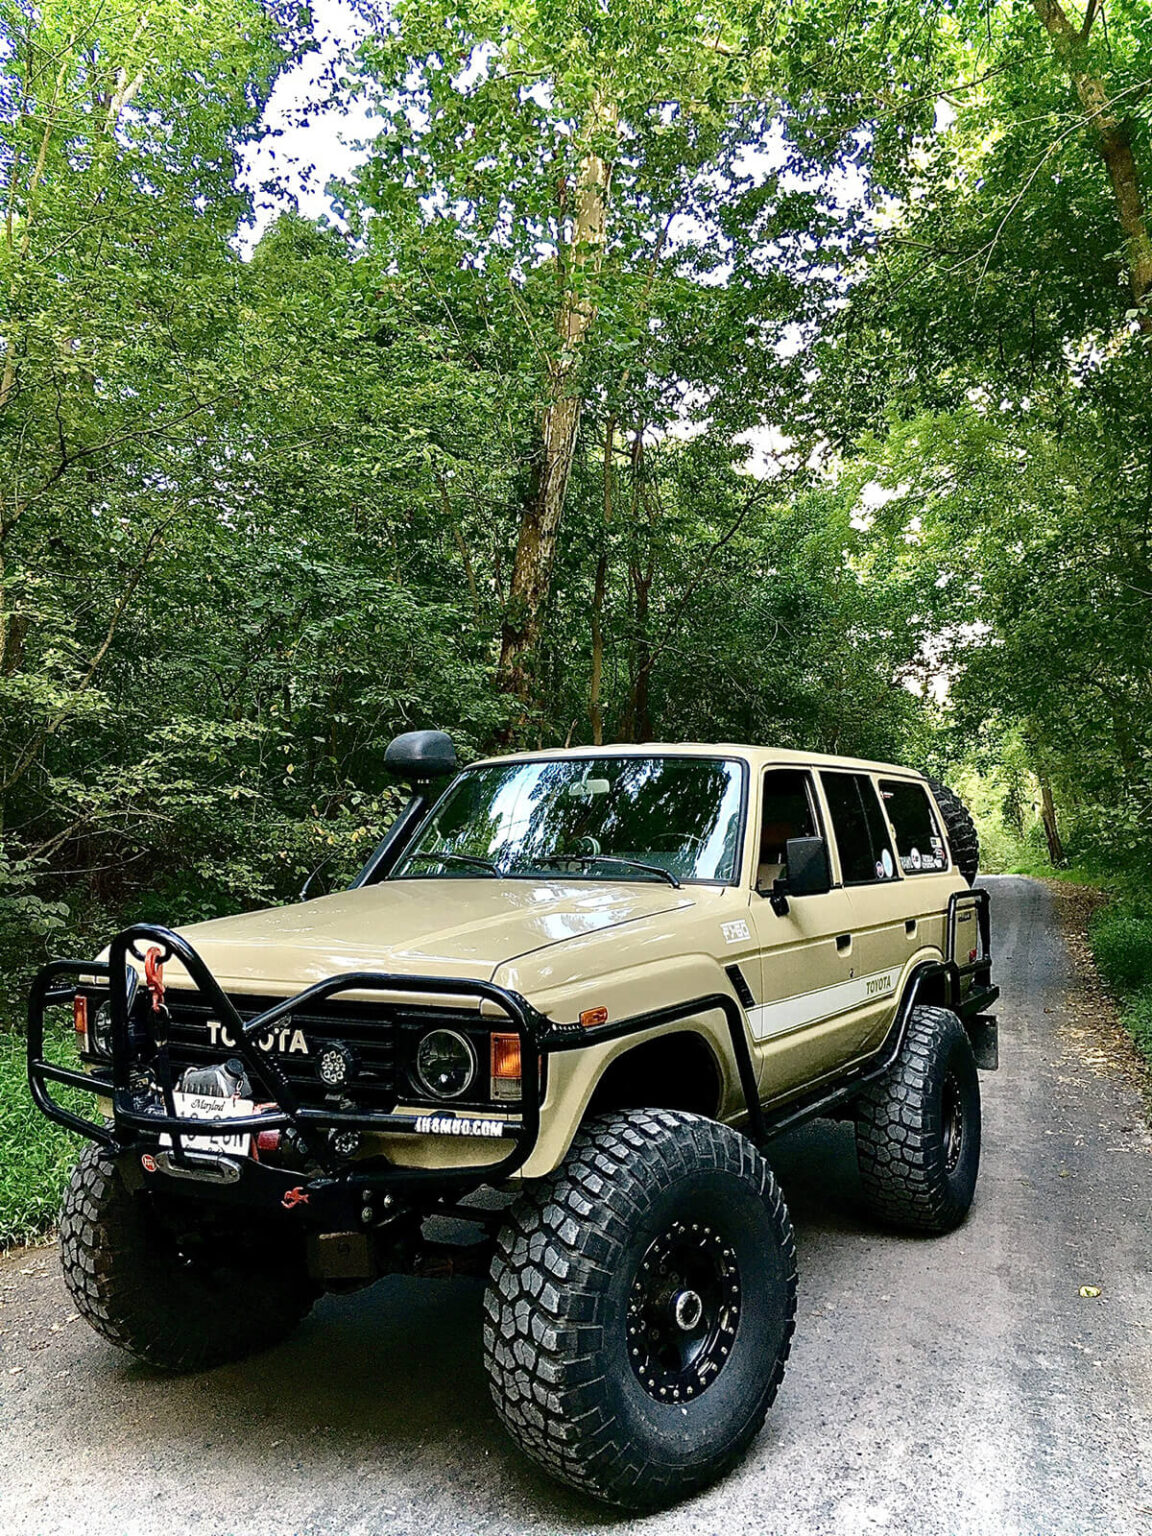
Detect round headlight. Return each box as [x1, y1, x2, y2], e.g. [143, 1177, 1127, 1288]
[415, 1029, 476, 1100]
[89, 1001, 114, 1059]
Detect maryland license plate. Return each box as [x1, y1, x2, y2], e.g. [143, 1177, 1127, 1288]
[160, 1092, 254, 1156]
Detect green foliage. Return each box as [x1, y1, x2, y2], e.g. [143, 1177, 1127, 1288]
[1086, 893, 1152, 1073]
[952, 767, 1035, 876]
[0, 1031, 82, 1248]
[1091, 903, 1152, 997]
[4, 0, 1152, 1235]
[1118, 987, 1152, 1069]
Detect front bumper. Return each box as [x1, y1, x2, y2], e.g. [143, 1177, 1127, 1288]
[27, 922, 552, 1209]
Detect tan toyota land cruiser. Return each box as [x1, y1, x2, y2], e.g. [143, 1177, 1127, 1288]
[28, 734, 997, 1509]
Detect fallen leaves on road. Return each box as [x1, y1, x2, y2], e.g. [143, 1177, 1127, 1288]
[1045, 880, 1152, 1110]
[1079, 1286, 1102, 1298]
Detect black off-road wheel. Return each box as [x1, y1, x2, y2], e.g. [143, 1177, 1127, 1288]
[928, 780, 980, 885]
[855, 1005, 981, 1234]
[483, 1109, 797, 1510]
[60, 1144, 316, 1372]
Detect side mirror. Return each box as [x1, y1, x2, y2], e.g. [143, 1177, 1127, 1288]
[763, 835, 833, 916]
[384, 729, 457, 787]
[785, 836, 832, 896]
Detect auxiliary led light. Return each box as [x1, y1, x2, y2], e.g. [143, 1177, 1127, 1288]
[318, 1041, 357, 1089]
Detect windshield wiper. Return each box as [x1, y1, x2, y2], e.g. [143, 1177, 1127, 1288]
[405, 851, 504, 877]
[528, 854, 681, 890]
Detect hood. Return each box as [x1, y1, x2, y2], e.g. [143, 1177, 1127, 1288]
[149, 877, 693, 994]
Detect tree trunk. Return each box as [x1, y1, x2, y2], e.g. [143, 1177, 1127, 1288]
[498, 391, 586, 707]
[1032, 0, 1152, 329]
[1038, 775, 1066, 865]
[626, 564, 653, 743]
[435, 471, 480, 621]
[589, 420, 616, 746]
[621, 431, 656, 743]
[497, 100, 615, 722]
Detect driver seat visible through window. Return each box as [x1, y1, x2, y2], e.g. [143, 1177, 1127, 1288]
[758, 770, 819, 889]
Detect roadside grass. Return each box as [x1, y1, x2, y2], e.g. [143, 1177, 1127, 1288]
[1089, 896, 1152, 1073]
[964, 784, 1152, 1071]
[0, 1030, 85, 1249]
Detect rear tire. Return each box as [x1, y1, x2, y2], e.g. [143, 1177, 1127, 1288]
[60, 1144, 316, 1371]
[483, 1109, 796, 1510]
[855, 1005, 981, 1234]
[929, 780, 980, 885]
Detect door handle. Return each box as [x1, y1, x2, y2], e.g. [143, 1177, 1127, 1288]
[836, 933, 852, 953]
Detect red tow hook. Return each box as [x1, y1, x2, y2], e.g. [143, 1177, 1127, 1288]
[282, 1186, 310, 1210]
[144, 947, 166, 1013]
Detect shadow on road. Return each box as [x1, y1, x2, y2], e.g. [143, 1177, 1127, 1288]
[84, 1118, 874, 1526]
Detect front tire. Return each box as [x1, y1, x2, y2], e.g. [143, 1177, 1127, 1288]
[855, 1005, 981, 1234]
[60, 1144, 316, 1371]
[483, 1109, 797, 1509]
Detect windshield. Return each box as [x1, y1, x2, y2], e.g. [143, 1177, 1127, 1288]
[392, 756, 746, 885]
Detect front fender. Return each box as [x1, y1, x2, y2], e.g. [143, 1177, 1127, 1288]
[495, 951, 751, 1179]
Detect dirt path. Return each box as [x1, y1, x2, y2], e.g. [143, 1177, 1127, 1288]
[2, 875, 1151, 1535]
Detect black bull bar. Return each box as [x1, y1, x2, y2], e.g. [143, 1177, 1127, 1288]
[27, 923, 554, 1200]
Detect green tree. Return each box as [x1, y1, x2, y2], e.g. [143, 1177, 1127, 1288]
[347, 0, 851, 722]
[0, 0, 305, 984]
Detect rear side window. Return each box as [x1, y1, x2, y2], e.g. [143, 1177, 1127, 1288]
[880, 779, 949, 874]
[820, 772, 898, 885]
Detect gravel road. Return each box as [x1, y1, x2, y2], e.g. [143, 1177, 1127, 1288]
[2, 875, 1151, 1536]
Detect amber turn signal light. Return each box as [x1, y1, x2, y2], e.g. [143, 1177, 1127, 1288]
[491, 1033, 522, 1079]
[73, 995, 88, 1041]
[490, 1032, 522, 1103]
[579, 1005, 609, 1029]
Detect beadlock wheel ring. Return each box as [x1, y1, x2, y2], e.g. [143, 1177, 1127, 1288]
[942, 1071, 965, 1173]
[626, 1220, 741, 1403]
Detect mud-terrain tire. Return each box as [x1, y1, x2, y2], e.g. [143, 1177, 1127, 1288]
[855, 1005, 981, 1234]
[482, 1109, 797, 1510]
[60, 1144, 316, 1371]
[928, 779, 980, 885]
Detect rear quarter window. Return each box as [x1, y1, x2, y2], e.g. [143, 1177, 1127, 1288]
[820, 772, 898, 885]
[879, 779, 949, 874]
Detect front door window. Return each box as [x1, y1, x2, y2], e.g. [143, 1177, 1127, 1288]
[757, 770, 820, 890]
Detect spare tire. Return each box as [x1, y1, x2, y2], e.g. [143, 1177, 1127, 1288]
[928, 780, 979, 886]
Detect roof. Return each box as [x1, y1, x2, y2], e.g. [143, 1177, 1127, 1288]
[470, 742, 925, 779]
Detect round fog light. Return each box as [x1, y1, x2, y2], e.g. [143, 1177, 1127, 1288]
[331, 1129, 362, 1159]
[317, 1041, 357, 1088]
[415, 1028, 476, 1099]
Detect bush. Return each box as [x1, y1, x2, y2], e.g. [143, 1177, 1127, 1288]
[1121, 988, 1152, 1064]
[0, 1032, 84, 1248]
[1090, 904, 1152, 995]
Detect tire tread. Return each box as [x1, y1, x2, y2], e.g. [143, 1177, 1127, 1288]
[855, 1005, 980, 1234]
[59, 1144, 314, 1372]
[928, 780, 980, 885]
[482, 1109, 796, 1508]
